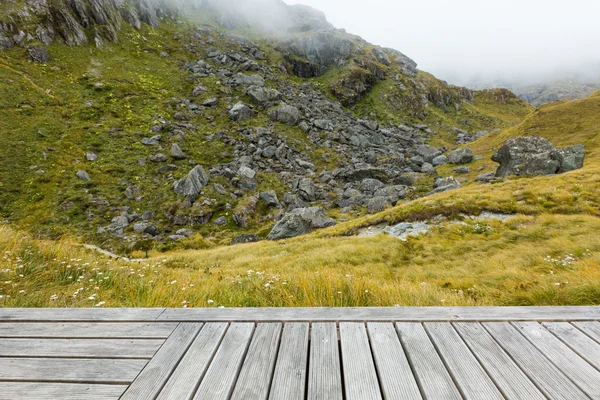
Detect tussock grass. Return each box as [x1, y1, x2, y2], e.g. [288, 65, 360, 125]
[2, 213, 599, 307]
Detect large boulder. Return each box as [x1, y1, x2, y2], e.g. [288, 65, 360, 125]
[269, 103, 301, 126]
[492, 136, 584, 177]
[173, 165, 210, 202]
[238, 166, 257, 191]
[448, 148, 473, 164]
[246, 85, 282, 107]
[298, 178, 317, 202]
[229, 101, 255, 121]
[27, 46, 50, 63]
[267, 207, 336, 240]
[558, 144, 585, 173]
[416, 145, 442, 163]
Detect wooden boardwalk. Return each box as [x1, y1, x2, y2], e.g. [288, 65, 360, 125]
[0, 307, 599, 399]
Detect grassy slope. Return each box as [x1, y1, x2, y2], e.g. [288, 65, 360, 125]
[5, 91, 599, 307]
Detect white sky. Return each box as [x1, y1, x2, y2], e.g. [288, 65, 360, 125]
[283, 0, 600, 85]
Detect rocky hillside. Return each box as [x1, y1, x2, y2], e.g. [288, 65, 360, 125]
[0, 0, 532, 253]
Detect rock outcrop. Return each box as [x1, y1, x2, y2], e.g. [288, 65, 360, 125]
[492, 136, 585, 177]
[267, 207, 336, 240]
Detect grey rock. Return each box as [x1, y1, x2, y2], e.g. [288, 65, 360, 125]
[86, 152, 98, 162]
[238, 166, 257, 191]
[192, 84, 207, 96]
[27, 46, 49, 63]
[176, 229, 194, 237]
[0, 33, 14, 49]
[232, 73, 265, 87]
[141, 135, 161, 146]
[259, 190, 280, 207]
[296, 159, 315, 170]
[430, 176, 461, 194]
[359, 179, 385, 194]
[150, 153, 167, 163]
[167, 235, 186, 241]
[366, 197, 389, 213]
[432, 155, 448, 166]
[231, 234, 261, 245]
[174, 165, 210, 202]
[229, 101, 255, 121]
[246, 85, 282, 106]
[421, 163, 435, 173]
[476, 172, 496, 182]
[267, 207, 336, 240]
[171, 143, 186, 160]
[202, 97, 219, 107]
[453, 166, 470, 174]
[270, 103, 301, 126]
[416, 145, 442, 163]
[76, 170, 91, 181]
[558, 144, 585, 173]
[449, 148, 474, 164]
[283, 193, 308, 210]
[133, 222, 158, 236]
[492, 136, 561, 177]
[313, 119, 333, 131]
[262, 146, 277, 158]
[213, 216, 227, 226]
[214, 183, 227, 195]
[298, 178, 317, 202]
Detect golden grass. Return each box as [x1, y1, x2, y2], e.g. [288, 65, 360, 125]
[2, 213, 599, 308]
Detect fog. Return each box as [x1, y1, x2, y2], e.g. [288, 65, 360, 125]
[282, 0, 600, 86]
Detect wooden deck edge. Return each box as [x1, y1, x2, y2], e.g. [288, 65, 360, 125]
[156, 306, 600, 322]
[1, 307, 598, 322]
[0, 308, 167, 322]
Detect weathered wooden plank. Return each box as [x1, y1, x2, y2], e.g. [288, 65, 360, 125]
[268, 323, 310, 400]
[0, 382, 127, 400]
[453, 322, 545, 400]
[0, 338, 163, 359]
[573, 320, 600, 343]
[0, 358, 147, 384]
[513, 321, 600, 398]
[121, 323, 203, 400]
[0, 308, 166, 322]
[483, 322, 589, 400]
[395, 322, 462, 400]
[0, 322, 177, 338]
[231, 323, 282, 400]
[307, 322, 343, 400]
[543, 322, 600, 369]
[157, 323, 228, 400]
[339, 322, 383, 400]
[158, 306, 600, 322]
[366, 322, 422, 400]
[193, 323, 255, 400]
[424, 322, 503, 399]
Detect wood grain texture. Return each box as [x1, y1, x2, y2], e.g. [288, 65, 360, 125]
[0, 308, 165, 322]
[0, 358, 147, 384]
[231, 323, 282, 400]
[121, 323, 203, 400]
[453, 322, 545, 400]
[424, 322, 503, 399]
[543, 322, 600, 369]
[0, 382, 127, 400]
[307, 323, 343, 400]
[573, 320, 600, 343]
[158, 306, 600, 322]
[483, 322, 589, 400]
[367, 322, 422, 400]
[395, 322, 462, 400]
[0, 338, 163, 359]
[268, 323, 309, 400]
[0, 322, 177, 338]
[193, 323, 255, 400]
[339, 322, 383, 400]
[157, 323, 228, 400]
[513, 321, 600, 398]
